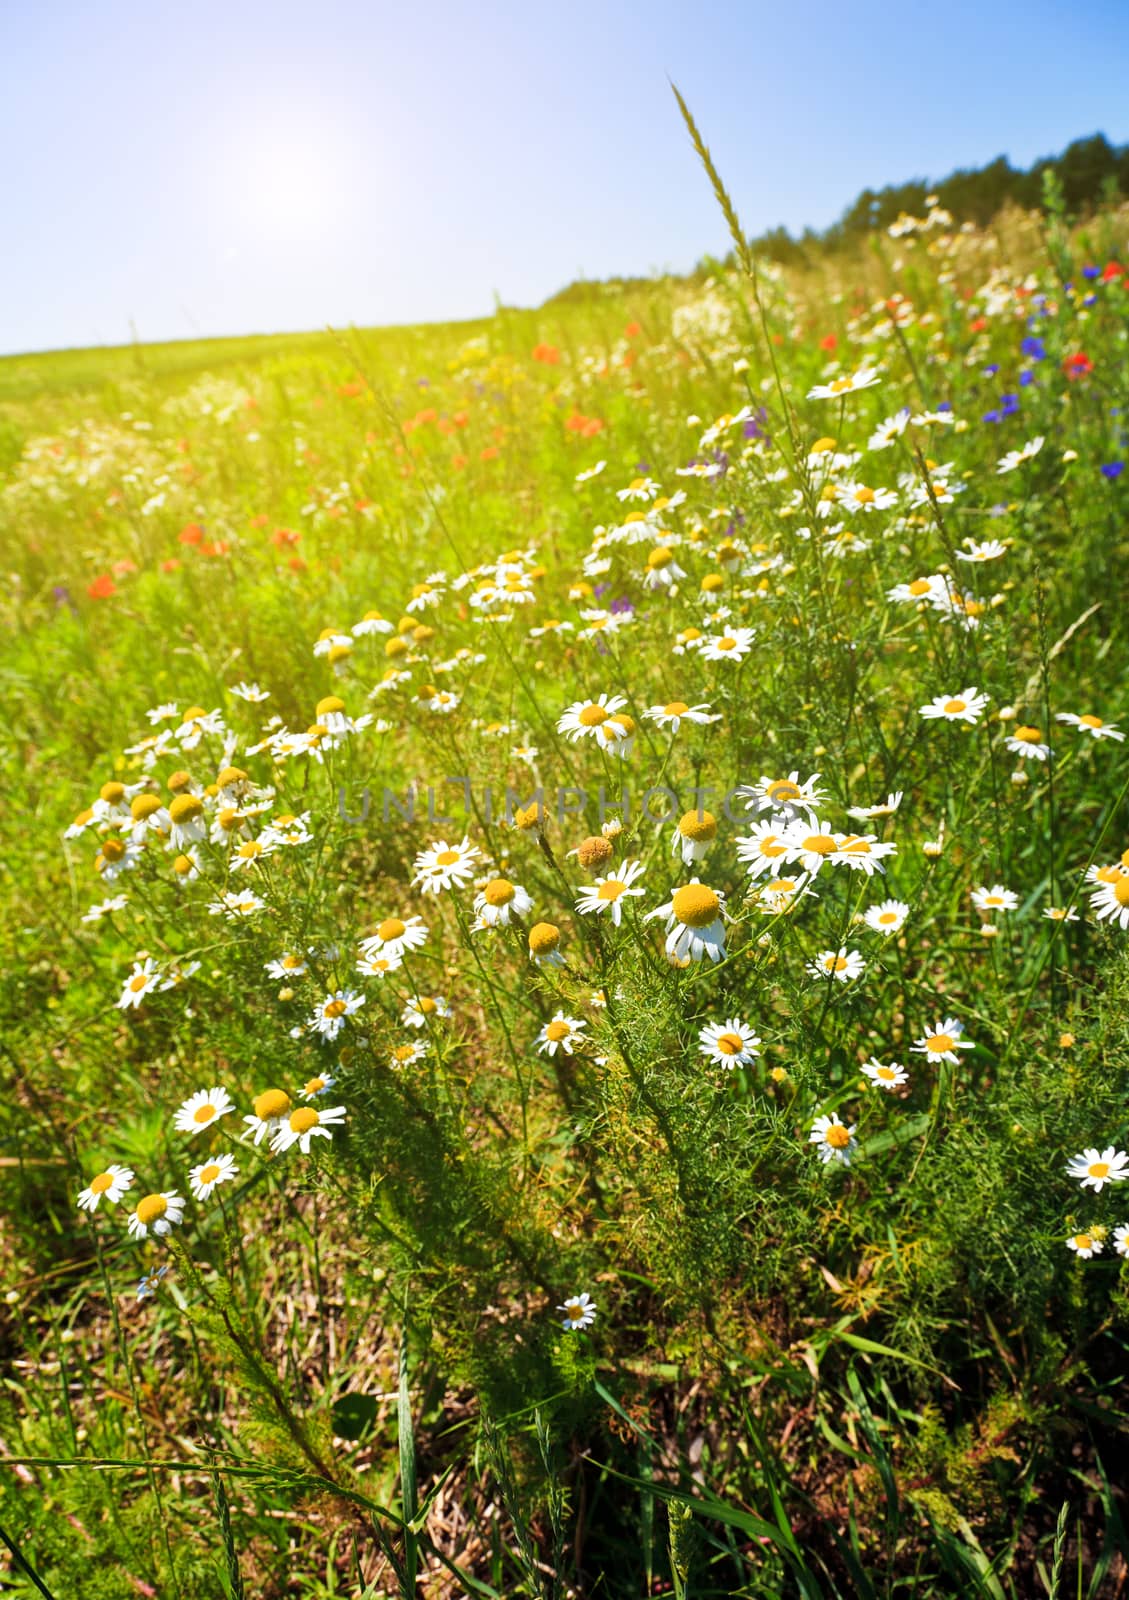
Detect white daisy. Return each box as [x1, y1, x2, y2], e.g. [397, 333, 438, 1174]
[473, 878, 533, 928]
[809, 1114, 858, 1166]
[807, 947, 866, 983]
[1065, 1147, 1129, 1193]
[971, 885, 1019, 914]
[1066, 1231, 1103, 1259]
[698, 1018, 761, 1068]
[557, 694, 628, 742]
[863, 900, 909, 935]
[557, 1291, 596, 1330]
[1055, 712, 1125, 742]
[116, 958, 164, 1010]
[643, 700, 720, 733]
[358, 915, 429, 961]
[310, 989, 366, 1041]
[243, 1089, 292, 1145]
[861, 1058, 908, 1090]
[1089, 876, 1129, 929]
[77, 1164, 135, 1212]
[574, 859, 646, 925]
[918, 689, 989, 725]
[174, 1086, 235, 1136]
[270, 1104, 347, 1154]
[188, 1152, 239, 1201]
[646, 880, 727, 964]
[401, 995, 451, 1029]
[911, 1018, 973, 1065]
[127, 1191, 186, 1240]
[537, 1013, 588, 1057]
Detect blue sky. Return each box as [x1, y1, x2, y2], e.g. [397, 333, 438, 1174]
[3, 0, 1128, 354]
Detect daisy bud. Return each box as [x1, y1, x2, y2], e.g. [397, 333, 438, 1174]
[923, 839, 944, 858]
[979, 923, 999, 938]
[1011, 769, 1029, 786]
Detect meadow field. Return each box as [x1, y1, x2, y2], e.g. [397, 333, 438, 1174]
[2, 145, 1129, 1597]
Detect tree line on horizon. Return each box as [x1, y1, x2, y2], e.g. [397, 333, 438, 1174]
[544, 132, 1129, 304]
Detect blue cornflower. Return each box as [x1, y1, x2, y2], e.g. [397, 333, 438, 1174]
[1001, 394, 1020, 416]
[1101, 463, 1124, 481]
[982, 364, 999, 377]
[983, 409, 1002, 424]
[1021, 336, 1045, 361]
[1082, 265, 1101, 280]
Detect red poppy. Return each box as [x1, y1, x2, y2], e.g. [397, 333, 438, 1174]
[819, 334, 837, 352]
[452, 410, 469, 428]
[161, 558, 181, 573]
[480, 445, 499, 461]
[249, 513, 269, 529]
[271, 527, 299, 547]
[179, 522, 204, 546]
[87, 574, 116, 599]
[451, 453, 469, 470]
[1101, 261, 1123, 281]
[968, 317, 987, 333]
[531, 343, 560, 364]
[1064, 352, 1093, 379]
[624, 321, 641, 338]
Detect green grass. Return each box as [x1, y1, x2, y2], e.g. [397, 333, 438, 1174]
[1, 151, 1129, 1597]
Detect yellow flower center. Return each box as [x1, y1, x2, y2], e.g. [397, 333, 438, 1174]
[578, 704, 608, 727]
[663, 700, 689, 716]
[840, 836, 872, 855]
[90, 1171, 115, 1194]
[598, 880, 627, 901]
[1014, 726, 1041, 743]
[197, 1163, 221, 1186]
[436, 849, 461, 866]
[129, 973, 150, 992]
[545, 1021, 570, 1042]
[767, 780, 802, 803]
[1080, 714, 1103, 729]
[926, 1033, 954, 1054]
[169, 794, 203, 824]
[678, 809, 717, 842]
[304, 1078, 326, 1095]
[701, 574, 725, 593]
[801, 833, 837, 855]
[1090, 1161, 1110, 1179]
[253, 1089, 291, 1120]
[237, 841, 262, 859]
[324, 999, 347, 1019]
[825, 1124, 851, 1148]
[647, 546, 674, 569]
[100, 837, 126, 862]
[136, 1194, 168, 1225]
[100, 781, 126, 803]
[715, 636, 737, 651]
[172, 854, 194, 875]
[1075, 1234, 1093, 1250]
[283, 954, 304, 969]
[529, 922, 560, 954]
[377, 917, 406, 941]
[811, 436, 836, 453]
[943, 699, 967, 714]
[484, 878, 515, 907]
[908, 579, 932, 597]
[288, 1108, 319, 1134]
[671, 884, 721, 927]
[1115, 878, 1129, 907]
[879, 911, 897, 924]
[182, 705, 207, 722]
[131, 794, 162, 821]
[716, 1032, 744, 1056]
[854, 486, 876, 504]
[216, 766, 248, 789]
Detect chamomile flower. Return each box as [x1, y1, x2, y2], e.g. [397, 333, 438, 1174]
[919, 689, 989, 724]
[740, 772, 827, 824]
[528, 922, 566, 966]
[1005, 725, 1051, 761]
[128, 793, 171, 841]
[356, 949, 403, 979]
[672, 808, 718, 864]
[996, 435, 1044, 473]
[128, 1191, 186, 1240]
[1088, 875, 1129, 928]
[310, 989, 366, 1041]
[643, 700, 720, 733]
[1066, 1230, 1103, 1258]
[617, 475, 659, 502]
[557, 1291, 596, 1330]
[887, 574, 948, 605]
[1043, 906, 1080, 923]
[647, 880, 727, 964]
[95, 835, 143, 882]
[698, 1018, 761, 1068]
[754, 873, 813, 914]
[781, 819, 848, 876]
[809, 1114, 858, 1166]
[861, 1058, 908, 1090]
[575, 859, 646, 925]
[389, 1039, 429, 1069]
[300, 1074, 337, 1099]
[230, 680, 271, 702]
[473, 878, 533, 928]
[971, 885, 1019, 914]
[117, 958, 163, 1010]
[1114, 1224, 1129, 1258]
[911, 1018, 973, 1064]
[359, 915, 429, 961]
[864, 900, 909, 935]
[836, 833, 896, 876]
[174, 1087, 234, 1136]
[77, 1164, 135, 1211]
[807, 368, 880, 400]
[955, 539, 1008, 562]
[208, 889, 265, 921]
[699, 627, 756, 663]
[243, 1088, 292, 1145]
[266, 953, 309, 980]
[351, 609, 394, 636]
[188, 1152, 239, 1201]
[1055, 712, 1125, 742]
[846, 792, 903, 822]
[557, 693, 628, 743]
[411, 836, 482, 893]
[1066, 1147, 1129, 1192]
[537, 1013, 588, 1057]
[401, 995, 451, 1029]
[270, 1104, 347, 1154]
[807, 947, 866, 983]
[735, 821, 792, 879]
[136, 1264, 170, 1301]
[593, 712, 636, 760]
